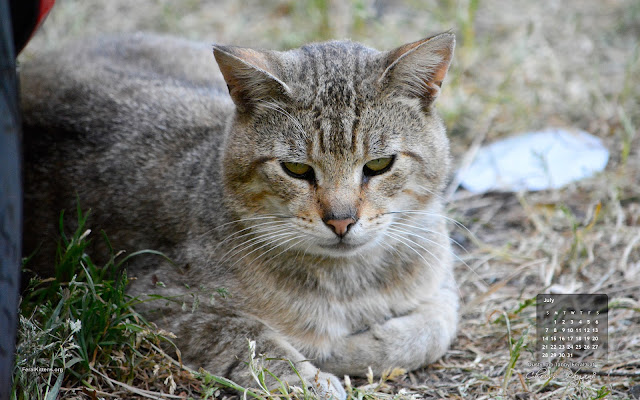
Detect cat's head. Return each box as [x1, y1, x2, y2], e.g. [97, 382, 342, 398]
[213, 33, 454, 258]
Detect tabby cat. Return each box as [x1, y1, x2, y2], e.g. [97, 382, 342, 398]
[21, 31, 458, 399]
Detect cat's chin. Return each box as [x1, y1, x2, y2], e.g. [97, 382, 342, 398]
[311, 241, 369, 258]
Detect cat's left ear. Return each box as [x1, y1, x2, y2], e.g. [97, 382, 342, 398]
[380, 32, 455, 108]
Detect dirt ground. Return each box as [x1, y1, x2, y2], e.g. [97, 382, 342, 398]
[19, 0, 640, 398]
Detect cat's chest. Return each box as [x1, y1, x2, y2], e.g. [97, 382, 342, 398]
[260, 276, 435, 357]
[305, 290, 414, 334]
[237, 251, 440, 356]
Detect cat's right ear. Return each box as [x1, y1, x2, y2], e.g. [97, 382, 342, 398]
[379, 32, 455, 109]
[213, 45, 291, 112]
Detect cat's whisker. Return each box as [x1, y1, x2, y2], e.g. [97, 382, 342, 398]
[210, 221, 291, 258]
[229, 232, 299, 269]
[390, 219, 489, 286]
[389, 210, 474, 237]
[391, 217, 468, 253]
[384, 230, 464, 298]
[260, 236, 310, 265]
[389, 221, 471, 265]
[387, 225, 448, 254]
[387, 225, 475, 275]
[412, 184, 448, 203]
[222, 232, 297, 269]
[214, 220, 292, 252]
[301, 239, 316, 260]
[208, 222, 292, 267]
[382, 231, 437, 276]
[197, 214, 292, 239]
[216, 227, 294, 266]
[378, 238, 403, 259]
[385, 228, 441, 269]
[220, 227, 289, 262]
[291, 237, 312, 264]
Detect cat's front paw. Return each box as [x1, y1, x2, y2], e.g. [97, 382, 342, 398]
[311, 370, 346, 400]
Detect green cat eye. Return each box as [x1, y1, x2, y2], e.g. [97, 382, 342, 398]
[282, 162, 314, 180]
[363, 156, 394, 177]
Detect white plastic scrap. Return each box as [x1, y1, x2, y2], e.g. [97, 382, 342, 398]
[459, 128, 609, 193]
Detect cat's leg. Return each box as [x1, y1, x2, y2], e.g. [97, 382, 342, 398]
[263, 334, 347, 400]
[319, 271, 459, 377]
[166, 310, 347, 400]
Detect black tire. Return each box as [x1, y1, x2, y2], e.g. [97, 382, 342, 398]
[0, 0, 22, 398]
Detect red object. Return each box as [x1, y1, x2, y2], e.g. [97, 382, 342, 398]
[36, 0, 55, 30]
[10, 0, 56, 54]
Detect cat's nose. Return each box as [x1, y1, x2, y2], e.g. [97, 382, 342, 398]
[324, 217, 356, 237]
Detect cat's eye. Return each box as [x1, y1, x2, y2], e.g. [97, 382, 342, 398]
[282, 162, 314, 180]
[363, 156, 394, 177]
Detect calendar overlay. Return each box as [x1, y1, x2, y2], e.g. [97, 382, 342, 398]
[536, 294, 608, 365]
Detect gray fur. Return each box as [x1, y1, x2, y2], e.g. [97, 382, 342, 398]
[21, 32, 457, 399]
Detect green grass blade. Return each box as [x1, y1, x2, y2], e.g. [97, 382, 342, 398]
[44, 373, 64, 400]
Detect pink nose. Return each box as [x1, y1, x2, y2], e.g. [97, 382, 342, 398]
[324, 218, 356, 237]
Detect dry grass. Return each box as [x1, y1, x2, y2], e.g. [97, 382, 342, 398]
[18, 0, 640, 398]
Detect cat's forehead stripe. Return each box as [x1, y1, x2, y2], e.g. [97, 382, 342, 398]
[297, 42, 372, 156]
